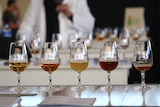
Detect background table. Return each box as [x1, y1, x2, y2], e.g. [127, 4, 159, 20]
[0, 60, 131, 86]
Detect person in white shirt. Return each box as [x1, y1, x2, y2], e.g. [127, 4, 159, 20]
[18, 0, 95, 49]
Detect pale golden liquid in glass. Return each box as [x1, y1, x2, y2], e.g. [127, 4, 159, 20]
[9, 62, 28, 74]
[121, 45, 129, 50]
[87, 46, 91, 49]
[110, 37, 117, 42]
[70, 61, 88, 73]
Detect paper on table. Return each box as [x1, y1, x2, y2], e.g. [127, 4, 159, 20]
[0, 86, 38, 97]
[0, 96, 21, 106]
[39, 96, 96, 106]
[0, 93, 37, 97]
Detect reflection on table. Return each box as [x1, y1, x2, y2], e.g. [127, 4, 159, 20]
[0, 85, 159, 106]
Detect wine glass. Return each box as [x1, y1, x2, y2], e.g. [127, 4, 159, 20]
[109, 27, 119, 42]
[99, 41, 119, 90]
[133, 40, 153, 90]
[52, 33, 62, 49]
[82, 32, 93, 49]
[40, 42, 60, 93]
[95, 28, 106, 41]
[118, 28, 130, 60]
[69, 41, 88, 90]
[16, 33, 26, 42]
[68, 33, 78, 49]
[9, 41, 28, 93]
[131, 28, 141, 41]
[30, 33, 41, 65]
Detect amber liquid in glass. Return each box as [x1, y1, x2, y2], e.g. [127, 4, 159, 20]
[30, 50, 39, 55]
[97, 37, 105, 41]
[41, 63, 59, 74]
[134, 64, 152, 73]
[99, 61, 118, 73]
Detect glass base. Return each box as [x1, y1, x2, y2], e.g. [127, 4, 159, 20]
[71, 85, 85, 90]
[100, 85, 117, 91]
[135, 85, 150, 91]
[41, 86, 60, 96]
[10, 86, 25, 93]
[2, 86, 37, 95]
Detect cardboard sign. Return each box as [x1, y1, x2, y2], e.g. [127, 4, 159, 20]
[124, 7, 145, 31]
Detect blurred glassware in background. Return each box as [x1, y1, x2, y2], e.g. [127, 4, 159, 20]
[85, 32, 93, 49]
[79, 32, 93, 49]
[29, 33, 41, 65]
[118, 28, 130, 60]
[16, 33, 32, 62]
[30, 33, 40, 55]
[16, 33, 26, 42]
[103, 28, 110, 38]
[68, 33, 78, 49]
[94, 27, 120, 42]
[91, 26, 150, 51]
[94, 28, 107, 41]
[109, 27, 119, 42]
[130, 26, 150, 41]
[130, 28, 142, 41]
[68, 32, 93, 49]
[52, 33, 62, 49]
[129, 26, 150, 50]
[107, 27, 113, 38]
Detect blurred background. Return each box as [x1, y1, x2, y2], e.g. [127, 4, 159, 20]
[0, 0, 30, 22]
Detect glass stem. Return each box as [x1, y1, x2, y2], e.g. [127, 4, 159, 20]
[17, 73, 21, 88]
[107, 73, 111, 88]
[141, 72, 146, 87]
[108, 90, 111, 106]
[78, 73, 82, 88]
[49, 73, 52, 88]
[122, 49, 126, 59]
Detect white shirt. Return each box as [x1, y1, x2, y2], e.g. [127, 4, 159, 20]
[18, 0, 95, 49]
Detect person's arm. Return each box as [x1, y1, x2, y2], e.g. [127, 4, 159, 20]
[56, 4, 73, 21]
[17, 0, 42, 44]
[56, 4, 72, 17]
